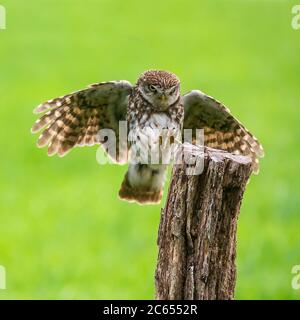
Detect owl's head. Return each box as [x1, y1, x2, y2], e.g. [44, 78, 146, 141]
[137, 70, 181, 110]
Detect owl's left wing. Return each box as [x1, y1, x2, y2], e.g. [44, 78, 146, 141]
[183, 90, 264, 173]
[31, 81, 132, 162]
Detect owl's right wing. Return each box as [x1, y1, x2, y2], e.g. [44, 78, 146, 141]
[183, 90, 264, 173]
[31, 81, 132, 162]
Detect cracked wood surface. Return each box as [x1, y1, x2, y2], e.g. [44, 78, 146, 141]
[155, 145, 252, 300]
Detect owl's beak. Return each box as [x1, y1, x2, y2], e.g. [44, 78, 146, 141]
[160, 94, 167, 102]
[159, 94, 168, 108]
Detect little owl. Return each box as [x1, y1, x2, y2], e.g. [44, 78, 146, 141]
[31, 70, 264, 204]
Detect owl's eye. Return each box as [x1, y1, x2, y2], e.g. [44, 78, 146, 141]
[148, 85, 157, 92]
[169, 87, 177, 95]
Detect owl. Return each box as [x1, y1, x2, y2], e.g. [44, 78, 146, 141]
[31, 70, 264, 205]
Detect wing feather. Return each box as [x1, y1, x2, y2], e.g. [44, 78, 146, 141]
[183, 90, 264, 173]
[31, 81, 132, 162]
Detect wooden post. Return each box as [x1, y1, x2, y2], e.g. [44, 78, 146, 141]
[155, 144, 252, 300]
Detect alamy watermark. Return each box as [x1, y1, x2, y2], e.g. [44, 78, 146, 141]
[292, 5, 300, 30]
[291, 265, 300, 290]
[95, 121, 205, 175]
[0, 265, 6, 290]
[0, 5, 6, 29]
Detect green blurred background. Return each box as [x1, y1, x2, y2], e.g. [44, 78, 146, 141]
[0, 0, 299, 299]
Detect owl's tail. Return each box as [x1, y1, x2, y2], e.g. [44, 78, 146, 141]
[119, 164, 167, 205]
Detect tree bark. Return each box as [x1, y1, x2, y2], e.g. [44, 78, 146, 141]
[155, 144, 253, 300]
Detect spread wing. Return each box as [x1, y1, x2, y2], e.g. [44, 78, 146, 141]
[31, 81, 132, 162]
[183, 90, 264, 173]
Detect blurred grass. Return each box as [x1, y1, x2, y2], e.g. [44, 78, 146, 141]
[0, 0, 300, 299]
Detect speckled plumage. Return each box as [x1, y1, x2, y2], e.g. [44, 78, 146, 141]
[127, 87, 183, 129]
[31, 70, 264, 205]
[137, 70, 180, 89]
[120, 71, 184, 204]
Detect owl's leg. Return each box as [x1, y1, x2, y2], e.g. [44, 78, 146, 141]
[118, 164, 167, 204]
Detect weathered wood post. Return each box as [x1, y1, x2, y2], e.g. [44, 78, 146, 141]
[155, 144, 252, 300]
